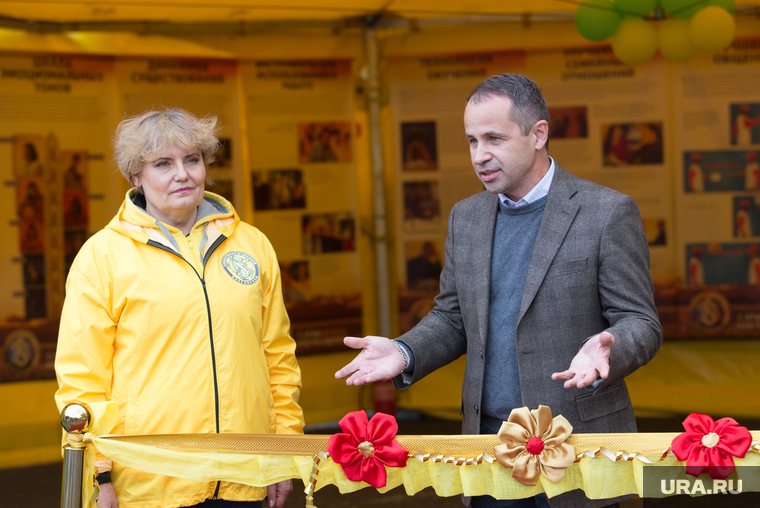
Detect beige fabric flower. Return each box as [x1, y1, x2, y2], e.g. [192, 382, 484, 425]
[493, 405, 575, 486]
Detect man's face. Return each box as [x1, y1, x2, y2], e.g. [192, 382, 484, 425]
[464, 95, 545, 200]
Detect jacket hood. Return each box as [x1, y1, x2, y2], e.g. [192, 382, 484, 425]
[106, 188, 239, 253]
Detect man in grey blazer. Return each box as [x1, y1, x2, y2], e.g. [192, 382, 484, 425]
[336, 74, 662, 508]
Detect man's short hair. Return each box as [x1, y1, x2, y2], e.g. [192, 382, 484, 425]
[466, 74, 550, 146]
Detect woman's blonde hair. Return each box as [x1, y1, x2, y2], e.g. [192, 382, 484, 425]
[113, 108, 220, 184]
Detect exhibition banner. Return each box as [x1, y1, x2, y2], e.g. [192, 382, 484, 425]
[387, 51, 524, 333]
[664, 39, 760, 338]
[526, 47, 674, 283]
[241, 59, 362, 353]
[114, 57, 242, 204]
[0, 53, 116, 382]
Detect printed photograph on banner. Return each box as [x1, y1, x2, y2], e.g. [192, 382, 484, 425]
[398, 295, 436, 334]
[209, 178, 234, 204]
[643, 218, 667, 247]
[20, 219, 44, 254]
[288, 294, 363, 354]
[63, 191, 88, 229]
[548, 106, 588, 139]
[62, 151, 87, 190]
[683, 150, 760, 192]
[64, 230, 87, 264]
[278, 258, 362, 354]
[25, 288, 47, 320]
[23, 255, 45, 286]
[601, 122, 663, 167]
[301, 212, 355, 254]
[733, 197, 760, 238]
[403, 180, 440, 231]
[666, 243, 760, 338]
[298, 122, 352, 163]
[279, 260, 311, 305]
[686, 242, 760, 286]
[405, 240, 443, 291]
[17, 178, 45, 221]
[13, 136, 46, 177]
[251, 169, 306, 211]
[730, 103, 760, 146]
[401, 121, 438, 171]
[212, 138, 232, 168]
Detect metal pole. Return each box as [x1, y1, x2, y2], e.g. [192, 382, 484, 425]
[61, 446, 84, 508]
[364, 18, 392, 339]
[60, 403, 92, 508]
[365, 17, 398, 415]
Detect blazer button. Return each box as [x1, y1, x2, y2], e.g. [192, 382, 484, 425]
[474, 405, 479, 414]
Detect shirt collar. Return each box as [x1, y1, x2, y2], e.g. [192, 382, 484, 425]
[499, 157, 555, 208]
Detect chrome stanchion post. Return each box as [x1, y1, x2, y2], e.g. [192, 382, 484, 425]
[60, 403, 92, 508]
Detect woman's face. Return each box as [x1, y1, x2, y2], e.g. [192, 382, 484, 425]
[132, 145, 206, 226]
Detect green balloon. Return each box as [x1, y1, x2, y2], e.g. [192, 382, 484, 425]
[575, 0, 622, 41]
[709, 0, 735, 14]
[614, 0, 658, 18]
[660, 0, 709, 18]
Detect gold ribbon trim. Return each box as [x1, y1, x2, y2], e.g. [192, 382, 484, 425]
[305, 451, 327, 508]
[98, 431, 760, 462]
[75, 403, 760, 506]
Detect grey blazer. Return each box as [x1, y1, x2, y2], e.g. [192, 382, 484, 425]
[395, 164, 663, 508]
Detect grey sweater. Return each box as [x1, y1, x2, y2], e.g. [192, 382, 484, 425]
[481, 196, 546, 419]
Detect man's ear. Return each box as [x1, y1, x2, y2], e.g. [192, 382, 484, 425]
[533, 120, 549, 151]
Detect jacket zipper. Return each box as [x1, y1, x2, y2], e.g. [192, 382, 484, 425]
[147, 235, 226, 499]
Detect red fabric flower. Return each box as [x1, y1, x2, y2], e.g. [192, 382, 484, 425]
[326, 410, 409, 488]
[671, 412, 752, 479]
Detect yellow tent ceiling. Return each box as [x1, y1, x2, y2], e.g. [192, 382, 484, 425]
[2, 0, 758, 25]
[0, 1, 587, 24]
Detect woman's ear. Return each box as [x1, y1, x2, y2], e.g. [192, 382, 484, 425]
[131, 173, 140, 188]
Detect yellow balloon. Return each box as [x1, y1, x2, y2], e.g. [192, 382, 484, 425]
[658, 19, 698, 62]
[689, 6, 735, 52]
[612, 18, 658, 65]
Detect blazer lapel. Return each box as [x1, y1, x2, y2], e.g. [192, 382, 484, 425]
[518, 164, 579, 322]
[472, 192, 499, 347]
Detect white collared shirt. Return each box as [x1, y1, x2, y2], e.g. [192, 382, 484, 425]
[499, 157, 555, 208]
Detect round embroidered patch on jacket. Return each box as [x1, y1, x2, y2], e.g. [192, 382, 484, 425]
[222, 252, 260, 285]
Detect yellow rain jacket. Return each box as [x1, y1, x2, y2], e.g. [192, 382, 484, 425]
[55, 190, 304, 508]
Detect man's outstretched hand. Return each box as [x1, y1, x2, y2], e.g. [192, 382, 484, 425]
[335, 336, 404, 386]
[551, 331, 615, 389]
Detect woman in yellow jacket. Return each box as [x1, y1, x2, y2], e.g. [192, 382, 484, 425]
[55, 108, 304, 508]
